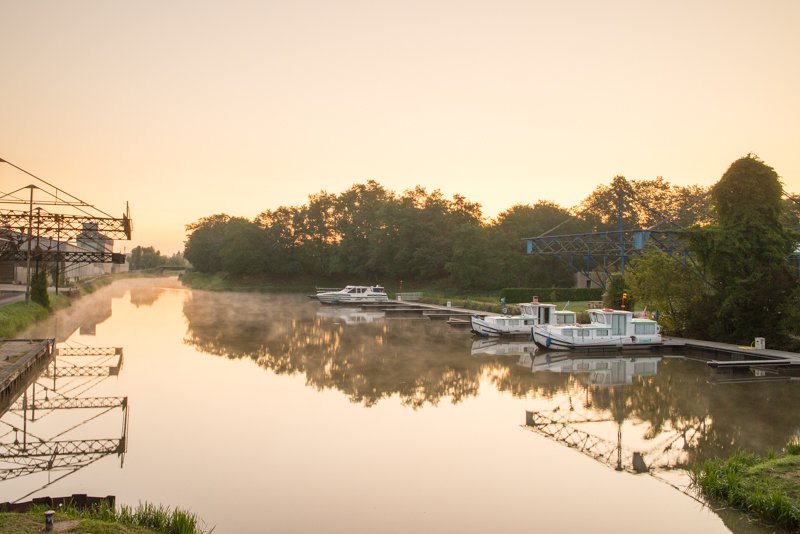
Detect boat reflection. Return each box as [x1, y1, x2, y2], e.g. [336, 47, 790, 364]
[470, 338, 537, 357]
[520, 352, 660, 386]
[0, 344, 129, 502]
[315, 306, 385, 325]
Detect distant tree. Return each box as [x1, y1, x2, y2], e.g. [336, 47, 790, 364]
[129, 246, 166, 270]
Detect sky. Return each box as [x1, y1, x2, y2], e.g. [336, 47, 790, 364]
[1, 0, 798, 254]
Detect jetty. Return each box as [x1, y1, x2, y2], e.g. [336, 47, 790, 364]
[355, 300, 487, 321]
[0, 339, 54, 414]
[317, 296, 800, 363]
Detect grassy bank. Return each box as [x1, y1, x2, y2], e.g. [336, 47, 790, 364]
[0, 294, 70, 338]
[0, 501, 211, 534]
[180, 271, 322, 292]
[692, 440, 800, 530]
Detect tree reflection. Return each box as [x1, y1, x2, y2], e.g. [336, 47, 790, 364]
[183, 291, 800, 461]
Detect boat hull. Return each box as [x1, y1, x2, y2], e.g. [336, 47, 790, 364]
[532, 326, 661, 350]
[470, 315, 535, 337]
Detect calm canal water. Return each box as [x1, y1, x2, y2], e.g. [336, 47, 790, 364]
[2, 277, 798, 533]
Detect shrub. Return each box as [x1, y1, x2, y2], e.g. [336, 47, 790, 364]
[500, 287, 604, 303]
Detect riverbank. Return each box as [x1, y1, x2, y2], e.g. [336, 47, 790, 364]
[692, 441, 800, 530]
[0, 501, 209, 533]
[0, 295, 70, 338]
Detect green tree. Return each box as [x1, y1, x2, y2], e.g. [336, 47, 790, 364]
[626, 245, 710, 335]
[184, 214, 231, 273]
[129, 246, 166, 270]
[30, 270, 49, 308]
[687, 156, 800, 346]
[602, 273, 635, 310]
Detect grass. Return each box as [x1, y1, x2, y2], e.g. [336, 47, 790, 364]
[180, 271, 319, 292]
[0, 293, 71, 338]
[0, 502, 212, 534]
[692, 440, 800, 530]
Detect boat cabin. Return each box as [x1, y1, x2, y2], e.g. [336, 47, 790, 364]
[588, 309, 659, 337]
[518, 302, 576, 326]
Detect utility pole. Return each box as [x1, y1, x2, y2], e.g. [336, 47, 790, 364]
[617, 186, 625, 276]
[25, 185, 36, 302]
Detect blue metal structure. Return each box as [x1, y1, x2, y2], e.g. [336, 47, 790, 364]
[523, 185, 706, 289]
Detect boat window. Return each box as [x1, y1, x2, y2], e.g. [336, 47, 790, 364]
[634, 323, 656, 335]
[525, 319, 534, 325]
[556, 313, 575, 325]
[595, 362, 609, 370]
[611, 314, 626, 335]
[576, 330, 589, 338]
[563, 329, 573, 337]
[595, 329, 609, 336]
[576, 362, 590, 370]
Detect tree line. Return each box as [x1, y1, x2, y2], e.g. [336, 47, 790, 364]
[183, 156, 800, 348]
[183, 177, 708, 290]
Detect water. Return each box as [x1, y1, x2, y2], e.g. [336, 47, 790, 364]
[2, 277, 797, 533]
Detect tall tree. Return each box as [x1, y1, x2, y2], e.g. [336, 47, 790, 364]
[688, 156, 799, 345]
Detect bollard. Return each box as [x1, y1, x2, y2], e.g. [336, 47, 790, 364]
[45, 510, 55, 531]
[446, 301, 451, 307]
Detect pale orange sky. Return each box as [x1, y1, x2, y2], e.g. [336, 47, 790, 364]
[1, 0, 798, 254]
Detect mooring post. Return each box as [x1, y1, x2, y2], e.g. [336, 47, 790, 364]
[45, 510, 55, 531]
[525, 410, 535, 426]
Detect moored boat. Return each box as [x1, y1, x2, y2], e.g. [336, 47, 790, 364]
[315, 285, 389, 305]
[531, 304, 661, 350]
[470, 299, 574, 337]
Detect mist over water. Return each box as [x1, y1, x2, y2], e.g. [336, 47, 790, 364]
[2, 277, 794, 533]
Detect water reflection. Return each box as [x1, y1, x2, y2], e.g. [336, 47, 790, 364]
[315, 306, 385, 325]
[0, 345, 128, 502]
[183, 291, 800, 468]
[520, 352, 660, 386]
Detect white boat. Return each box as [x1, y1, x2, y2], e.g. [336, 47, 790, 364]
[315, 285, 389, 305]
[530, 303, 661, 350]
[470, 299, 572, 337]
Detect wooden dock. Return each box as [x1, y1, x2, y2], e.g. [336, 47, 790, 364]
[338, 299, 800, 362]
[356, 300, 488, 320]
[0, 339, 54, 415]
[661, 336, 800, 363]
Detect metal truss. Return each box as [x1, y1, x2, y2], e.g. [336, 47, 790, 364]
[0, 158, 132, 273]
[525, 229, 703, 287]
[46, 365, 121, 378]
[56, 347, 122, 357]
[0, 210, 131, 241]
[0, 341, 129, 492]
[0, 439, 124, 459]
[525, 407, 700, 473]
[0, 453, 108, 481]
[0, 250, 125, 264]
[10, 397, 126, 411]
